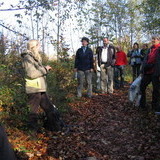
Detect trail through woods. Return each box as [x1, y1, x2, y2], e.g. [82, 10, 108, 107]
[6, 86, 160, 160]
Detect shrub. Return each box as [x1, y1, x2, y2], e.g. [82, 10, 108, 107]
[46, 59, 76, 112]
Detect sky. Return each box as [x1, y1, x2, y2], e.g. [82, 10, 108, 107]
[0, 0, 88, 58]
[0, 0, 151, 58]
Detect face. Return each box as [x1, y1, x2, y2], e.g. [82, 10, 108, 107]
[116, 46, 121, 52]
[36, 42, 41, 51]
[152, 38, 160, 45]
[82, 40, 88, 46]
[103, 38, 109, 46]
[143, 44, 147, 49]
[133, 44, 138, 49]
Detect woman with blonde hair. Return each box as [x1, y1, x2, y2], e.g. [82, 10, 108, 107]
[21, 40, 64, 131]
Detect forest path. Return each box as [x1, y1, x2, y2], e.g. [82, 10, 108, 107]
[9, 87, 160, 160]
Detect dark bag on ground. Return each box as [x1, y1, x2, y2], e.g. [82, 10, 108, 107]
[44, 105, 65, 132]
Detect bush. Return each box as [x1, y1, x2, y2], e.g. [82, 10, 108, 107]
[0, 54, 76, 118]
[0, 56, 27, 115]
[46, 59, 76, 112]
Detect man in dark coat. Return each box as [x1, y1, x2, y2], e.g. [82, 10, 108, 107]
[74, 37, 94, 98]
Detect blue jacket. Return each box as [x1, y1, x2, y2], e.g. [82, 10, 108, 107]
[128, 49, 142, 65]
[74, 46, 93, 71]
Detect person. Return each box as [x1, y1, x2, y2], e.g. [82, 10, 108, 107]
[94, 47, 101, 91]
[128, 43, 143, 81]
[0, 125, 16, 160]
[140, 43, 149, 61]
[140, 35, 160, 114]
[74, 37, 94, 98]
[114, 46, 127, 89]
[96, 37, 116, 94]
[21, 40, 64, 131]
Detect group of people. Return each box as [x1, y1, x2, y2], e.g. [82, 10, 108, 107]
[0, 35, 160, 160]
[74, 37, 127, 97]
[21, 36, 160, 133]
[74, 35, 160, 114]
[74, 37, 123, 98]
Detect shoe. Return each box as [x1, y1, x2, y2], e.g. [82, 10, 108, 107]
[155, 112, 160, 115]
[101, 91, 107, 94]
[87, 95, 92, 98]
[77, 95, 82, 98]
[27, 113, 39, 131]
[108, 91, 113, 94]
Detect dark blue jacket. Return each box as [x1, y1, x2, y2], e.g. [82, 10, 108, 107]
[74, 46, 93, 71]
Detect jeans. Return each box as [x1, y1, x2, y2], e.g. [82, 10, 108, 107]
[77, 70, 92, 97]
[114, 65, 125, 88]
[100, 64, 114, 93]
[132, 64, 141, 81]
[96, 71, 101, 90]
[140, 74, 160, 111]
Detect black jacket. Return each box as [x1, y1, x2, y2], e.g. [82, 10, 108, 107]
[0, 126, 16, 160]
[96, 45, 116, 67]
[74, 46, 93, 71]
[154, 46, 160, 77]
[141, 46, 160, 76]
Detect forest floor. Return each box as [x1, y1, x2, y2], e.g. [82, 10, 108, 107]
[4, 85, 160, 160]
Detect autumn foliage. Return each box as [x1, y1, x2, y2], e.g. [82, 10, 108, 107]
[0, 56, 160, 160]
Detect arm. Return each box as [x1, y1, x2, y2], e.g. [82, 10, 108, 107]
[140, 49, 145, 58]
[155, 48, 160, 77]
[90, 49, 94, 70]
[124, 52, 128, 65]
[74, 50, 79, 70]
[133, 49, 142, 58]
[140, 52, 149, 74]
[127, 50, 132, 57]
[22, 55, 47, 79]
[111, 46, 116, 66]
[96, 47, 101, 67]
[93, 55, 97, 72]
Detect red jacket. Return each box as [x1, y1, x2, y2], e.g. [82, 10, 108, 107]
[146, 43, 160, 74]
[147, 44, 160, 64]
[115, 51, 127, 66]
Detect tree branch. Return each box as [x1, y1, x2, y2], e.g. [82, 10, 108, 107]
[0, 23, 29, 39]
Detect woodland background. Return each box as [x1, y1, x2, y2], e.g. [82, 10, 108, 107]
[0, 0, 160, 160]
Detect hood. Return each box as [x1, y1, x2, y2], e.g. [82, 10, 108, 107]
[21, 50, 32, 58]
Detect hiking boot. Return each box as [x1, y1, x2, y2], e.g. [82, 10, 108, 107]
[27, 113, 39, 131]
[155, 112, 160, 115]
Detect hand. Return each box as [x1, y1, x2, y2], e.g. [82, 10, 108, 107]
[46, 65, 52, 71]
[74, 68, 77, 72]
[139, 73, 143, 78]
[90, 69, 94, 72]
